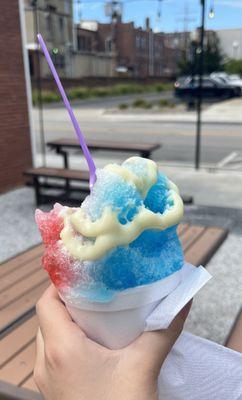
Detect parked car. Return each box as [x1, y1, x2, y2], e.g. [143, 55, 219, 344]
[174, 76, 238, 99]
[210, 72, 242, 96]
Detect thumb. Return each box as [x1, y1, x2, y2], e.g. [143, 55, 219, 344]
[132, 300, 192, 371]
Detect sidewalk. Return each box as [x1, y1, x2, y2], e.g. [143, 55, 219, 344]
[35, 153, 242, 211]
[104, 98, 242, 124]
[159, 164, 242, 210]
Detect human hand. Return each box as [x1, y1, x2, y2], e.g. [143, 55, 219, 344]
[34, 285, 191, 400]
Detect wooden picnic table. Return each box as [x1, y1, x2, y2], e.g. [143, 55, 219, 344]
[47, 138, 161, 169]
[0, 223, 229, 399]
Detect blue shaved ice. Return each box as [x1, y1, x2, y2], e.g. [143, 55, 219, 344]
[61, 158, 184, 302]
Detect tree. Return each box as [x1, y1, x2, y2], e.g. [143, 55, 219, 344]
[224, 59, 242, 76]
[179, 31, 224, 75]
[203, 35, 224, 74]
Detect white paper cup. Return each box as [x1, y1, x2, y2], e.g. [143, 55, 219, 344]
[61, 269, 182, 349]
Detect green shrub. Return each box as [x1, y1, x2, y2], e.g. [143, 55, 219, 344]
[68, 87, 91, 99]
[32, 90, 60, 105]
[158, 99, 169, 107]
[119, 103, 129, 110]
[132, 98, 146, 107]
[155, 83, 165, 92]
[132, 99, 153, 108]
[224, 59, 242, 76]
[32, 82, 174, 105]
[158, 99, 176, 108]
[143, 102, 153, 109]
[91, 87, 110, 97]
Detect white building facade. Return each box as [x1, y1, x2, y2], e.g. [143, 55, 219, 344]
[216, 28, 242, 60]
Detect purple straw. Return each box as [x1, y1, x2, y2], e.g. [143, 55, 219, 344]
[37, 33, 96, 189]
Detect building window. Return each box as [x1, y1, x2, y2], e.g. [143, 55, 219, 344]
[45, 13, 53, 41]
[77, 35, 92, 52]
[87, 37, 91, 51]
[105, 38, 112, 53]
[59, 17, 65, 42]
[47, 5, 56, 12]
[54, 54, 65, 69]
[141, 37, 146, 49]
[77, 36, 84, 51]
[64, 0, 71, 13]
[160, 63, 163, 75]
[28, 52, 34, 77]
[136, 35, 141, 48]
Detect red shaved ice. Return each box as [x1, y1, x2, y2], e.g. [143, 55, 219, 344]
[35, 203, 64, 246]
[42, 242, 79, 288]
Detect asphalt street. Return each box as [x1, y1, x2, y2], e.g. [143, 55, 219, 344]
[46, 91, 175, 110]
[32, 95, 242, 167]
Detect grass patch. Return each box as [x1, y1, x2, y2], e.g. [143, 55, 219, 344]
[158, 99, 176, 108]
[68, 87, 91, 99]
[32, 90, 61, 105]
[132, 99, 153, 108]
[32, 82, 174, 104]
[119, 103, 129, 110]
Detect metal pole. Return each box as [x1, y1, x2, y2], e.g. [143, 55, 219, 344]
[111, 1, 117, 76]
[33, 0, 46, 165]
[195, 0, 205, 170]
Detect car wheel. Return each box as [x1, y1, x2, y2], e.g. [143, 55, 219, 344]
[236, 88, 241, 97]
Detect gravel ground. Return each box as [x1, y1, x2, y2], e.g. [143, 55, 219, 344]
[185, 233, 242, 345]
[0, 188, 41, 262]
[0, 187, 241, 345]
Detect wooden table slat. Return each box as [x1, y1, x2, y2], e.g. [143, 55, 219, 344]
[0, 269, 48, 311]
[177, 223, 189, 236]
[0, 342, 36, 386]
[24, 167, 90, 181]
[0, 245, 43, 279]
[181, 225, 206, 253]
[0, 316, 38, 368]
[184, 227, 228, 266]
[0, 257, 42, 294]
[47, 138, 161, 153]
[0, 280, 49, 333]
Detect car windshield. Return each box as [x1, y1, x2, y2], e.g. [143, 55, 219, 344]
[186, 77, 216, 87]
[229, 74, 240, 80]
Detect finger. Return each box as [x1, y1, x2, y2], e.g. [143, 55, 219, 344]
[35, 328, 45, 364]
[131, 300, 192, 362]
[36, 284, 85, 342]
[34, 329, 46, 390]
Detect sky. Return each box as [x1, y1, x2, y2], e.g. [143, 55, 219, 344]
[74, 0, 242, 33]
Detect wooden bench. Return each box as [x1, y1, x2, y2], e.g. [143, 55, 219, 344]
[24, 167, 193, 206]
[0, 223, 228, 398]
[24, 167, 90, 206]
[47, 138, 161, 169]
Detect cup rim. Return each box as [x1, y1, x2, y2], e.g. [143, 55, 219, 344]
[60, 267, 183, 312]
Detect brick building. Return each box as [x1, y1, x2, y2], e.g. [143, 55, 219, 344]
[24, 0, 73, 78]
[97, 18, 183, 78]
[24, 0, 183, 80]
[0, 1, 32, 193]
[73, 21, 114, 78]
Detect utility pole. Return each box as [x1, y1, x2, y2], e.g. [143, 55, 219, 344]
[176, 2, 196, 60]
[73, 0, 81, 52]
[31, 0, 46, 166]
[195, 0, 206, 170]
[105, 1, 122, 74]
